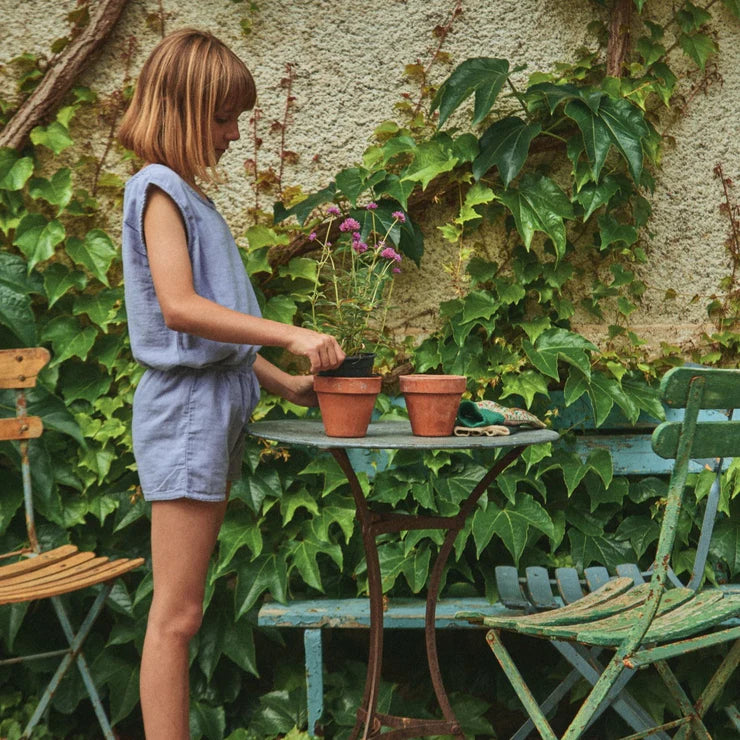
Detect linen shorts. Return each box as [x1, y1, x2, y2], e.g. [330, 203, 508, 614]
[132, 364, 260, 502]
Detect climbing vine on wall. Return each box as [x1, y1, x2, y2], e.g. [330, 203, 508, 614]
[0, 1, 739, 738]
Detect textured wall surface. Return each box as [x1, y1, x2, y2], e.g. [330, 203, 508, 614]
[2, 0, 738, 351]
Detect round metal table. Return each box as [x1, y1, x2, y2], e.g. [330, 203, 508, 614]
[248, 419, 559, 739]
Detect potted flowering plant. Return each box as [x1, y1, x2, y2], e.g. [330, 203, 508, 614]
[307, 202, 405, 377]
[306, 202, 405, 436]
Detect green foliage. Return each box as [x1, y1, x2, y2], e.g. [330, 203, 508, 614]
[1, 1, 739, 737]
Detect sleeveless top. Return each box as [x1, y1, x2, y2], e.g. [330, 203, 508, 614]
[122, 164, 262, 371]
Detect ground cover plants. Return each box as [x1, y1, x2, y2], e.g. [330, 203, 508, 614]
[0, 1, 739, 737]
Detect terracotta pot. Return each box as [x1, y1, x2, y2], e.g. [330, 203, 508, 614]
[399, 374, 467, 436]
[314, 375, 382, 437]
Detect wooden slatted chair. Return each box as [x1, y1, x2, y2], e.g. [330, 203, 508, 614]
[0, 347, 145, 739]
[463, 366, 740, 739]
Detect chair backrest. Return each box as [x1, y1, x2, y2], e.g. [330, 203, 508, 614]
[0, 348, 52, 554]
[649, 367, 739, 583]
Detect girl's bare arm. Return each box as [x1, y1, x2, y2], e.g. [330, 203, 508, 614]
[143, 187, 344, 373]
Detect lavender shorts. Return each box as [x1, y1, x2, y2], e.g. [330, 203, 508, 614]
[132, 364, 260, 502]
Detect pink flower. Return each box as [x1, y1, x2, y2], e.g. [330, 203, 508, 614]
[339, 217, 361, 232]
[353, 241, 369, 254]
[366, 202, 378, 210]
[327, 206, 340, 216]
[392, 210, 406, 223]
[309, 231, 317, 241]
[380, 246, 402, 262]
[352, 231, 362, 241]
[393, 267, 401, 273]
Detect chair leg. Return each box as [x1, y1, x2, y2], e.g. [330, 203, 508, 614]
[23, 587, 115, 740]
[304, 628, 324, 736]
[486, 629, 558, 740]
[552, 642, 668, 739]
[653, 660, 711, 740]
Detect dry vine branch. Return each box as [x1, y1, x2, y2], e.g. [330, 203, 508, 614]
[0, 0, 129, 151]
[607, 0, 633, 77]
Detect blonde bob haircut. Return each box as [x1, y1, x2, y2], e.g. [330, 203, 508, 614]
[118, 28, 256, 184]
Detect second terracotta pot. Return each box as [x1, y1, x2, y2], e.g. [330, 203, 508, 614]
[314, 375, 382, 437]
[399, 374, 467, 436]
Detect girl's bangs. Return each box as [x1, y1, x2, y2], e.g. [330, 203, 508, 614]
[215, 54, 256, 111]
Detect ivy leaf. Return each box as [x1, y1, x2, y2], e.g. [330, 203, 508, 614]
[621, 376, 665, 421]
[495, 173, 574, 259]
[461, 290, 499, 324]
[523, 328, 597, 381]
[615, 515, 660, 560]
[335, 166, 371, 206]
[374, 173, 415, 209]
[499, 370, 550, 408]
[597, 212, 638, 249]
[401, 136, 458, 190]
[189, 702, 225, 740]
[710, 519, 740, 576]
[40, 316, 97, 366]
[261, 294, 297, 324]
[472, 117, 542, 186]
[678, 32, 718, 70]
[65, 228, 118, 286]
[568, 528, 632, 570]
[564, 100, 612, 181]
[280, 489, 320, 525]
[73, 288, 121, 331]
[575, 177, 620, 221]
[472, 495, 554, 565]
[28, 168, 72, 211]
[431, 57, 510, 128]
[526, 82, 602, 114]
[96, 655, 140, 726]
[289, 523, 343, 592]
[244, 225, 290, 250]
[676, 2, 712, 32]
[0, 283, 37, 345]
[598, 96, 649, 183]
[0, 149, 34, 190]
[42, 262, 88, 307]
[13, 214, 65, 272]
[234, 554, 288, 618]
[273, 183, 336, 225]
[402, 545, 432, 593]
[217, 509, 263, 574]
[587, 372, 640, 426]
[222, 616, 257, 676]
[457, 181, 495, 225]
[30, 121, 74, 154]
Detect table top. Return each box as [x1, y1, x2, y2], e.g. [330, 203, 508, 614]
[247, 419, 559, 450]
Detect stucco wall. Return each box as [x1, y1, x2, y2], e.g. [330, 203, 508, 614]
[2, 0, 738, 352]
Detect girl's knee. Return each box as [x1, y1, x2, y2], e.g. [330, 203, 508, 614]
[148, 599, 204, 643]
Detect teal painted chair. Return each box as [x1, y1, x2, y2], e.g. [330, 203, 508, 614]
[464, 366, 740, 739]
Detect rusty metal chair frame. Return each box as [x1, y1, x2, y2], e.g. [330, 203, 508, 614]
[0, 348, 144, 739]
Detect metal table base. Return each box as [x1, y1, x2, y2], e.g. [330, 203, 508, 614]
[248, 420, 559, 739]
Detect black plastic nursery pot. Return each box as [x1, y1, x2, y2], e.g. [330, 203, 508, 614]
[318, 352, 375, 377]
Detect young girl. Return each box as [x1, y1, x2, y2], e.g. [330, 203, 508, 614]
[118, 28, 344, 738]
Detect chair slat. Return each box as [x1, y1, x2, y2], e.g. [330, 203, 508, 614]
[495, 566, 530, 610]
[525, 566, 558, 609]
[652, 420, 740, 460]
[0, 416, 44, 441]
[0, 545, 79, 579]
[584, 566, 610, 592]
[0, 557, 145, 604]
[661, 367, 740, 409]
[0, 348, 50, 389]
[616, 563, 646, 585]
[555, 567, 584, 604]
[0, 552, 103, 590]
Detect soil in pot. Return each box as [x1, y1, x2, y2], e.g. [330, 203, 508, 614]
[318, 353, 375, 378]
[399, 374, 467, 436]
[314, 374, 382, 437]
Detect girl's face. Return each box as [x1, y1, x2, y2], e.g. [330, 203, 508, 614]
[211, 105, 244, 162]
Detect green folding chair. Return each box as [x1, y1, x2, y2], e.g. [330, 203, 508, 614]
[0, 348, 145, 739]
[465, 366, 740, 739]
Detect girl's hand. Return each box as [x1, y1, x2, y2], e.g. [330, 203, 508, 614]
[285, 328, 345, 374]
[287, 374, 318, 407]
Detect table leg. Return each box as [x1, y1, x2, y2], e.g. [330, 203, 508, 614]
[331, 445, 525, 739]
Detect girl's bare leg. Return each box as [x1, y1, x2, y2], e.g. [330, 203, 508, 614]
[140, 494, 229, 739]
